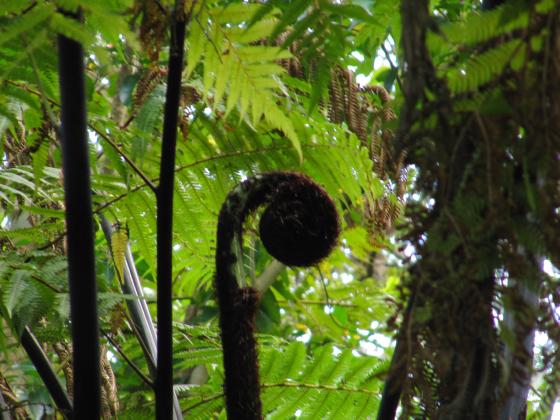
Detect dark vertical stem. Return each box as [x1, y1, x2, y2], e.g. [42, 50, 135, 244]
[156, 2, 186, 418]
[57, 12, 101, 419]
[377, 294, 414, 420]
[20, 328, 73, 418]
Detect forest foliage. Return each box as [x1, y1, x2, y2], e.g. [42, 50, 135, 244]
[0, 0, 559, 418]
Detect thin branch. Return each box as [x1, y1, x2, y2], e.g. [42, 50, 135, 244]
[37, 231, 66, 251]
[277, 299, 358, 308]
[318, 267, 346, 329]
[380, 42, 403, 92]
[89, 126, 157, 193]
[184, 377, 389, 415]
[183, 393, 223, 413]
[30, 274, 65, 293]
[102, 332, 154, 389]
[262, 380, 382, 394]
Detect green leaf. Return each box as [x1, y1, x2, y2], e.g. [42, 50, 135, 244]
[332, 305, 348, 326]
[0, 4, 55, 47]
[322, 2, 379, 24]
[269, 0, 312, 41]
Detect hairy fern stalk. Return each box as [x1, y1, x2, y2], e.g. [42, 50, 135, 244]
[215, 172, 339, 419]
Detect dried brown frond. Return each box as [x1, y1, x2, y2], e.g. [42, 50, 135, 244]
[137, 0, 168, 61]
[134, 66, 167, 109]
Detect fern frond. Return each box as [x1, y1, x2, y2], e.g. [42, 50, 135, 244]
[185, 2, 300, 156]
[446, 40, 523, 94]
[149, 113, 381, 293]
[261, 344, 382, 419]
[440, 3, 528, 46]
[0, 4, 55, 47]
[180, 337, 383, 419]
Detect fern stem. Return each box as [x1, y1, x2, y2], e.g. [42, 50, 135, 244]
[261, 382, 380, 394]
[57, 8, 100, 418]
[216, 172, 339, 419]
[155, 1, 187, 418]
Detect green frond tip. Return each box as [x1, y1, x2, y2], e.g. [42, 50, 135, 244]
[263, 102, 302, 162]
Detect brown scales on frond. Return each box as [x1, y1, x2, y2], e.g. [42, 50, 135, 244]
[133, 66, 167, 110]
[134, 0, 168, 62]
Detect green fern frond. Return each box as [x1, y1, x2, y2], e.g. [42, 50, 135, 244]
[446, 40, 522, 94]
[0, 253, 67, 333]
[175, 347, 223, 370]
[0, 4, 55, 47]
[31, 138, 49, 189]
[144, 113, 380, 294]
[261, 344, 381, 419]
[0, 166, 63, 213]
[440, 3, 528, 46]
[180, 337, 383, 419]
[121, 191, 157, 273]
[48, 12, 95, 46]
[185, 2, 301, 157]
[134, 84, 166, 136]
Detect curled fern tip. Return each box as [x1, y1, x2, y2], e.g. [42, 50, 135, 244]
[258, 174, 340, 266]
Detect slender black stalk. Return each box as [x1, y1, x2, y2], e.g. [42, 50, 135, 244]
[57, 11, 101, 419]
[216, 172, 340, 419]
[20, 328, 73, 418]
[156, 2, 186, 418]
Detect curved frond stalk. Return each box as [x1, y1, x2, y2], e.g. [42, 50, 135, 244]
[215, 172, 340, 419]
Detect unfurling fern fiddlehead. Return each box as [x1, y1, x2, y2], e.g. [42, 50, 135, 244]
[215, 172, 340, 419]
